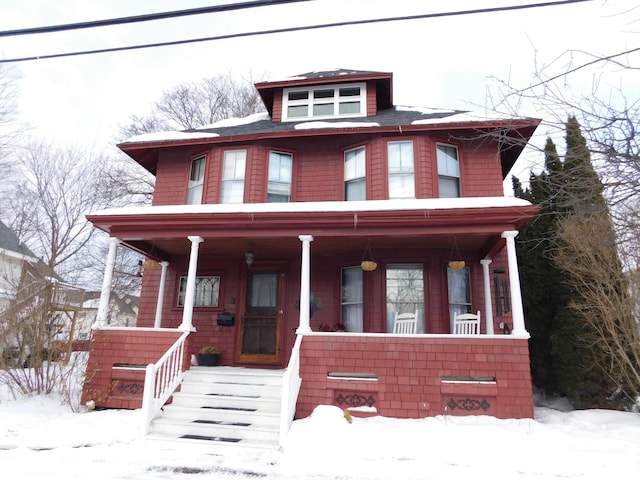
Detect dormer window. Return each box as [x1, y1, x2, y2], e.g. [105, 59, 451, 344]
[283, 82, 366, 121]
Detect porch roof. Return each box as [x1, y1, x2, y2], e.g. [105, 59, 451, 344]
[87, 197, 538, 260]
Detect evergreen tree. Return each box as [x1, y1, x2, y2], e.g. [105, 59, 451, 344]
[514, 117, 622, 408]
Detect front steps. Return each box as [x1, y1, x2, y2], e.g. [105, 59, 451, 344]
[147, 366, 284, 450]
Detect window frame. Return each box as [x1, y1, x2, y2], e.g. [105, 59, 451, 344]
[436, 143, 461, 198]
[187, 155, 206, 205]
[282, 82, 367, 121]
[385, 263, 425, 333]
[177, 275, 221, 308]
[344, 146, 366, 201]
[387, 140, 415, 199]
[220, 149, 247, 204]
[267, 150, 293, 203]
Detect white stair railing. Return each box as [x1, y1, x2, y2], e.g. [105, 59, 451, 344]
[279, 334, 303, 447]
[141, 330, 190, 434]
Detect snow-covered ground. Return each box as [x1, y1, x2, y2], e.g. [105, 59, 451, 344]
[1, 389, 639, 479]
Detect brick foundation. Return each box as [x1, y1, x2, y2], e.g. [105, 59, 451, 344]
[296, 333, 533, 420]
[81, 328, 189, 409]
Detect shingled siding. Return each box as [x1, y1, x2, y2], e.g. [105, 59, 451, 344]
[296, 334, 533, 420]
[81, 328, 189, 410]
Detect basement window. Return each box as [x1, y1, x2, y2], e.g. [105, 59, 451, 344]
[328, 372, 379, 381]
[441, 376, 496, 384]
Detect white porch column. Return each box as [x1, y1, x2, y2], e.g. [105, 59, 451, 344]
[297, 235, 314, 334]
[480, 259, 494, 335]
[179, 236, 203, 332]
[501, 231, 529, 337]
[153, 261, 169, 329]
[95, 237, 120, 328]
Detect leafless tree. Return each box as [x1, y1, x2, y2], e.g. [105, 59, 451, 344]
[117, 70, 266, 139]
[0, 64, 24, 180]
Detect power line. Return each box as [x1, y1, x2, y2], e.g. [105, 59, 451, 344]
[0, 0, 315, 38]
[0, 0, 593, 64]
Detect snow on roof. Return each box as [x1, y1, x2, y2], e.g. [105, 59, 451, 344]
[122, 130, 220, 144]
[411, 109, 528, 125]
[91, 197, 533, 218]
[198, 112, 271, 130]
[294, 121, 380, 130]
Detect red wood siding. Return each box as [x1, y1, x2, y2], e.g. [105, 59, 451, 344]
[297, 335, 533, 419]
[81, 329, 188, 409]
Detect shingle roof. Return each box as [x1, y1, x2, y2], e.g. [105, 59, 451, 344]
[0, 219, 36, 259]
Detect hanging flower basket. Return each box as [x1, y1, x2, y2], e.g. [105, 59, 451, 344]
[143, 258, 159, 270]
[361, 260, 378, 271]
[448, 260, 466, 270]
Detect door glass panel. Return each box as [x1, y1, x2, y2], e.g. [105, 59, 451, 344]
[243, 272, 279, 355]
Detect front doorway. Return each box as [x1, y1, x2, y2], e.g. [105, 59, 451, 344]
[238, 269, 283, 365]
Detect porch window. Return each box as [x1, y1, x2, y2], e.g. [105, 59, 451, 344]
[187, 155, 206, 204]
[344, 146, 366, 201]
[447, 266, 471, 332]
[178, 276, 220, 307]
[341, 266, 363, 332]
[437, 144, 460, 198]
[388, 141, 415, 199]
[268, 151, 292, 202]
[386, 264, 424, 333]
[221, 150, 246, 203]
[282, 83, 366, 121]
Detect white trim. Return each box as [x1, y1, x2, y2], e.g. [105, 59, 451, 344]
[0, 247, 37, 263]
[91, 196, 534, 217]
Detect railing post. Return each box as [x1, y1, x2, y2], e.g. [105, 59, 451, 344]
[141, 363, 156, 434]
[502, 230, 529, 337]
[297, 235, 313, 334]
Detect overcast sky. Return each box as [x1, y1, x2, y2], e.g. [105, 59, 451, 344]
[1, 0, 638, 180]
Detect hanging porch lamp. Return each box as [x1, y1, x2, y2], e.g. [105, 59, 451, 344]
[448, 237, 465, 270]
[361, 240, 378, 271]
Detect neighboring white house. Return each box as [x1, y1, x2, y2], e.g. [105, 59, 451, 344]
[75, 291, 138, 340]
[0, 220, 39, 312]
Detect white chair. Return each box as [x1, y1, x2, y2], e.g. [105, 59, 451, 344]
[453, 311, 481, 335]
[393, 311, 418, 334]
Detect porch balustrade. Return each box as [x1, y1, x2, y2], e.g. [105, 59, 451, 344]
[279, 334, 303, 447]
[141, 330, 190, 434]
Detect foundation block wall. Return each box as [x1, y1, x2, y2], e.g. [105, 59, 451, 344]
[81, 328, 188, 409]
[296, 334, 533, 420]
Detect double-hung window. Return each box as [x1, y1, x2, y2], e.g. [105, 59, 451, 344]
[187, 156, 205, 204]
[341, 266, 363, 332]
[344, 146, 366, 201]
[447, 266, 471, 332]
[221, 150, 246, 204]
[268, 151, 292, 202]
[388, 141, 415, 199]
[437, 144, 460, 198]
[283, 83, 366, 120]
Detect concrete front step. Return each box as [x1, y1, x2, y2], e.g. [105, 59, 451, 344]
[148, 366, 284, 449]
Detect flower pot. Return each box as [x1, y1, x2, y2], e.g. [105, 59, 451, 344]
[197, 353, 220, 366]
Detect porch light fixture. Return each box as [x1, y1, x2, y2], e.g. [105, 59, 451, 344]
[245, 250, 255, 267]
[361, 240, 377, 271]
[448, 237, 465, 270]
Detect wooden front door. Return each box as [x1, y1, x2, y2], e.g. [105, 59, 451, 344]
[238, 269, 283, 365]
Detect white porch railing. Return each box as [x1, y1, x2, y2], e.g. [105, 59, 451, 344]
[141, 330, 190, 434]
[279, 333, 303, 447]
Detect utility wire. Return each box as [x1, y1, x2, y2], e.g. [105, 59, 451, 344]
[0, 0, 593, 64]
[0, 0, 315, 38]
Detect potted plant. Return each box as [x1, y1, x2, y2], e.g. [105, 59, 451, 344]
[197, 346, 220, 366]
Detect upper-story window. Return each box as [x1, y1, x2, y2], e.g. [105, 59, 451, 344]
[387, 141, 415, 199]
[221, 150, 246, 204]
[268, 151, 292, 202]
[283, 82, 366, 121]
[437, 144, 460, 198]
[344, 146, 366, 201]
[187, 155, 206, 204]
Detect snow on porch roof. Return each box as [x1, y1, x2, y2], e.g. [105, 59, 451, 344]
[90, 197, 533, 218]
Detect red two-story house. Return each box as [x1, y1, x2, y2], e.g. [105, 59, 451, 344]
[82, 69, 540, 447]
